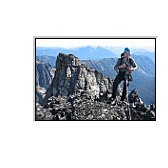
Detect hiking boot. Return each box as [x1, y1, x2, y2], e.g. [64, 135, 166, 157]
[111, 98, 116, 105]
[120, 98, 127, 104]
[121, 97, 125, 101]
[122, 116, 128, 120]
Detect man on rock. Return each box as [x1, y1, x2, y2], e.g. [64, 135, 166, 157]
[111, 47, 138, 105]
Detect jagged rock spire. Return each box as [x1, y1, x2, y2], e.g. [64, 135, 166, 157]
[42, 53, 122, 107]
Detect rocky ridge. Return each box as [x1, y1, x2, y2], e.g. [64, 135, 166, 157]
[36, 59, 55, 104]
[36, 53, 156, 121]
[81, 55, 155, 105]
[36, 88, 155, 121]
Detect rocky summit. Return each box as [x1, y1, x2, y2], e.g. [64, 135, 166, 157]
[42, 53, 122, 107]
[36, 53, 155, 121]
[36, 88, 155, 121]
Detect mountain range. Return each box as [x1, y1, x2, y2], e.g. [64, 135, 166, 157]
[36, 53, 155, 105]
[36, 55, 57, 68]
[36, 46, 155, 63]
[81, 55, 155, 105]
[36, 59, 55, 104]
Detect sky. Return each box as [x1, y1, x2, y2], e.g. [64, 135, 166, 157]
[36, 39, 155, 52]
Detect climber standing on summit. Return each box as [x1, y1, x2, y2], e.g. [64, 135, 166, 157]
[111, 47, 138, 105]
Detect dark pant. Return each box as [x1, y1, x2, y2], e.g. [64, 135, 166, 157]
[112, 72, 126, 100]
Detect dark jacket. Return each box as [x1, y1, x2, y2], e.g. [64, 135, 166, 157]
[114, 56, 137, 73]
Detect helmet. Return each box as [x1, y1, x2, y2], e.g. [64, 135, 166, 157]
[124, 47, 130, 53]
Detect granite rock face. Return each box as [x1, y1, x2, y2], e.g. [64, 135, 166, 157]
[36, 59, 55, 104]
[36, 59, 55, 89]
[42, 53, 122, 107]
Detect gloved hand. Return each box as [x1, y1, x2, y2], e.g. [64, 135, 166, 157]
[119, 64, 126, 69]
